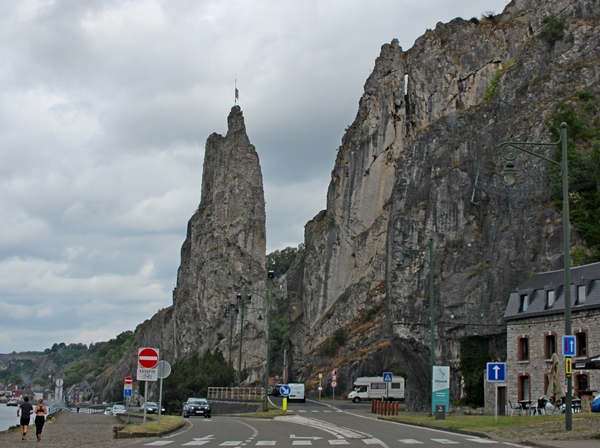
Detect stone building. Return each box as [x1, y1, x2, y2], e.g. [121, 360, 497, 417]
[503, 262, 600, 411]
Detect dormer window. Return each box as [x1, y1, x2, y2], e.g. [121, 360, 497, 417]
[576, 285, 586, 305]
[546, 290, 555, 309]
[519, 294, 529, 312]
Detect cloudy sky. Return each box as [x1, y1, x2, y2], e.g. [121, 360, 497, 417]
[0, 0, 510, 354]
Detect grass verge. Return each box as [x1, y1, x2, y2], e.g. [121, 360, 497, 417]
[120, 415, 184, 434]
[381, 413, 600, 433]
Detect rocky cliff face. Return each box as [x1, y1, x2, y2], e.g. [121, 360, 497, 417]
[99, 106, 268, 398]
[289, 0, 598, 410]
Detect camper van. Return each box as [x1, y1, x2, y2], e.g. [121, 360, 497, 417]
[347, 376, 405, 402]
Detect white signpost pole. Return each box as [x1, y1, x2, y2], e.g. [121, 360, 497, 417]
[157, 360, 172, 424]
[143, 381, 149, 428]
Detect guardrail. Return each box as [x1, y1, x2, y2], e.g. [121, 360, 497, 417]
[208, 387, 264, 401]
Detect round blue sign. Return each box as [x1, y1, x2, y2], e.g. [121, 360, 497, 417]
[279, 384, 291, 397]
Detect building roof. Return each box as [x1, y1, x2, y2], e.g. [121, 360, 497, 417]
[504, 262, 600, 321]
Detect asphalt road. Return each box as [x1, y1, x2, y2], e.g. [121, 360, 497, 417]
[123, 398, 533, 448]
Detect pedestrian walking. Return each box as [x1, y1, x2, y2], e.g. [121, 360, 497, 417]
[34, 398, 48, 442]
[76, 402, 81, 413]
[17, 396, 33, 441]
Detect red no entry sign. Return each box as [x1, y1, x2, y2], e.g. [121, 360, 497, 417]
[138, 347, 159, 369]
[124, 376, 133, 384]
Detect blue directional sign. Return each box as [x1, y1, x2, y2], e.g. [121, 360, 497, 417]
[279, 384, 291, 397]
[486, 362, 507, 382]
[562, 335, 576, 357]
[383, 372, 393, 383]
[123, 388, 132, 397]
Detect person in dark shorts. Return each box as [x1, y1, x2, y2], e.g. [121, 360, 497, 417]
[34, 398, 48, 441]
[17, 396, 33, 441]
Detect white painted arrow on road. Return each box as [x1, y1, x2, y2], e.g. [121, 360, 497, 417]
[291, 436, 323, 440]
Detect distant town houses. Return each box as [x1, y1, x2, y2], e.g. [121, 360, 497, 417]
[487, 262, 600, 414]
[65, 381, 96, 404]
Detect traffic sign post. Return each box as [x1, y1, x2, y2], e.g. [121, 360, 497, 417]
[157, 360, 171, 424]
[331, 369, 338, 400]
[137, 347, 159, 381]
[562, 335, 576, 357]
[137, 347, 159, 429]
[565, 357, 573, 377]
[486, 362, 507, 382]
[383, 372, 392, 401]
[279, 384, 290, 411]
[486, 362, 507, 421]
[124, 376, 133, 405]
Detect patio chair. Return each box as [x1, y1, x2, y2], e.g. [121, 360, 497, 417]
[509, 400, 522, 416]
[532, 397, 547, 415]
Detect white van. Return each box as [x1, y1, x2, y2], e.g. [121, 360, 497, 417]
[347, 376, 405, 402]
[287, 383, 305, 402]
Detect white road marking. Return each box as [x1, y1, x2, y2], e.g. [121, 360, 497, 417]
[182, 442, 211, 446]
[144, 442, 173, 446]
[465, 439, 498, 444]
[220, 442, 243, 446]
[362, 438, 384, 445]
[256, 442, 277, 446]
[292, 441, 313, 446]
[398, 439, 423, 444]
[431, 439, 459, 444]
[329, 440, 350, 445]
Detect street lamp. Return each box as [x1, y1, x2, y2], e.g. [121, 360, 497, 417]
[241, 272, 296, 412]
[234, 292, 263, 386]
[498, 122, 572, 431]
[393, 237, 435, 412]
[223, 303, 236, 365]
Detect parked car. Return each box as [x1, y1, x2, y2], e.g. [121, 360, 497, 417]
[141, 401, 165, 414]
[271, 384, 282, 396]
[182, 398, 211, 418]
[111, 404, 126, 415]
[592, 394, 600, 413]
[104, 407, 113, 415]
[6, 399, 18, 406]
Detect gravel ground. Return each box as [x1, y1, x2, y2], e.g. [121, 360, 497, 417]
[0, 411, 140, 447]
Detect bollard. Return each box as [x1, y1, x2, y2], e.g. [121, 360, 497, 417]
[371, 400, 375, 413]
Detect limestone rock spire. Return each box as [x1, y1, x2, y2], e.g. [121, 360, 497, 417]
[173, 105, 266, 357]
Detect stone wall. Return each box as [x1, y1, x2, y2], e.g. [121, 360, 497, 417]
[502, 309, 600, 413]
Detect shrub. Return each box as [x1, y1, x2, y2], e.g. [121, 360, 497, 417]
[540, 14, 566, 44]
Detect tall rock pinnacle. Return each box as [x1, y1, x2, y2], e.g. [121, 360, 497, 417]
[172, 105, 266, 358]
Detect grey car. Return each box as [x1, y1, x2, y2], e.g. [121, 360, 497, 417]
[183, 398, 211, 418]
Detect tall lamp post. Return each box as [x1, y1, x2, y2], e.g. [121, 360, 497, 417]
[241, 271, 295, 412]
[223, 303, 236, 365]
[498, 122, 572, 431]
[393, 237, 435, 412]
[234, 293, 263, 386]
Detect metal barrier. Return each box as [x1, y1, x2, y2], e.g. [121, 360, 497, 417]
[208, 387, 264, 401]
[371, 400, 400, 416]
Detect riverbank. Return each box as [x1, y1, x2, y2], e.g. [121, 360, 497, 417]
[0, 411, 140, 447]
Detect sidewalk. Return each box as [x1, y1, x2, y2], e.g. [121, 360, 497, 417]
[521, 440, 600, 448]
[0, 411, 139, 447]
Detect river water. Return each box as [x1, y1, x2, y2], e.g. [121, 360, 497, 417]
[0, 403, 24, 432]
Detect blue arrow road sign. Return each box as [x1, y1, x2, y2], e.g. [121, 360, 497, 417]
[562, 335, 576, 357]
[486, 362, 506, 382]
[279, 384, 291, 397]
[383, 372, 393, 383]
